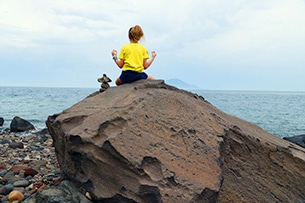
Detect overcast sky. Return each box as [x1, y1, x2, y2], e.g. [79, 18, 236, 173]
[1, 0, 305, 91]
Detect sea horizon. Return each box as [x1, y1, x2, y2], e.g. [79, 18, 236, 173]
[1, 84, 305, 93]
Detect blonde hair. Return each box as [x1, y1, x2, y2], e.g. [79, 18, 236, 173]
[129, 25, 144, 42]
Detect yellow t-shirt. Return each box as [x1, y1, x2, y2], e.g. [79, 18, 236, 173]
[119, 43, 149, 72]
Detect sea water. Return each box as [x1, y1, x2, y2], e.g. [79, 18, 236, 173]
[0, 86, 96, 131]
[1, 86, 305, 138]
[194, 90, 305, 138]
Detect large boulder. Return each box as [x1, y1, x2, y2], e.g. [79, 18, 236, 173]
[46, 80, 305, 203]
[10, 116, 35, 132]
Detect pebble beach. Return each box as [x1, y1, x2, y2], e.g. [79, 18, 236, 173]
[0, 130, 61, 202]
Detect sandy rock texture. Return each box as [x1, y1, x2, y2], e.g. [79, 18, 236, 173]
[46, 80, 305, 203]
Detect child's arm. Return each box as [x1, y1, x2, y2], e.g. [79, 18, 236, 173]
[111, 49, 124, 68]
[143, 51, 157, 69]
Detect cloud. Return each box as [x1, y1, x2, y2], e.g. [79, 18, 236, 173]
[1, 0, 305, 90]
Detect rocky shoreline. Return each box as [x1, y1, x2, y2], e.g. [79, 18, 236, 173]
[0, 130, 61, 202]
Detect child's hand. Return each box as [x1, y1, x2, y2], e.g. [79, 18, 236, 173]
[111, 49, 118, 56]
[151, 51, 157, 58]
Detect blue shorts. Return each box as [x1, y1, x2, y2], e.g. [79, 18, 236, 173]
[119, 70, 148, 83]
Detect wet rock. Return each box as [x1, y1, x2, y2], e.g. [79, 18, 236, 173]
[10, 116, 35, 132]
[0, 117, 4, 126]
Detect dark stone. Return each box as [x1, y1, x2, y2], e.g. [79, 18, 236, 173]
[0, 117, 4, 126]
[0, 183, 14, 195]
[0, 170, 8, 176]
[10, 116, 35, 132]
[283, 134, 305, 148]
[9, 142, 24, 149]
[1, 139, 10, 145]
[24, 168, 39, 178]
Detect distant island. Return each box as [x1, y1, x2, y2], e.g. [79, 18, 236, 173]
[165, 78, 200, 90]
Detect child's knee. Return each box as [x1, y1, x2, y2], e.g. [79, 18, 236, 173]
[147, 75, 155, 80]
[116, 78, 122, 86]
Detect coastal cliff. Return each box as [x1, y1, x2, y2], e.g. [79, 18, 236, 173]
[46, 80, 305, 202]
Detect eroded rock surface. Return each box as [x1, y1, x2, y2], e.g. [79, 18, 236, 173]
[46, 80, 305, 203]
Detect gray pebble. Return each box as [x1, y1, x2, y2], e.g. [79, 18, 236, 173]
[13, 179, 30, 187]
[0, 183, 14, 195]
[0, 170, 8, 176]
